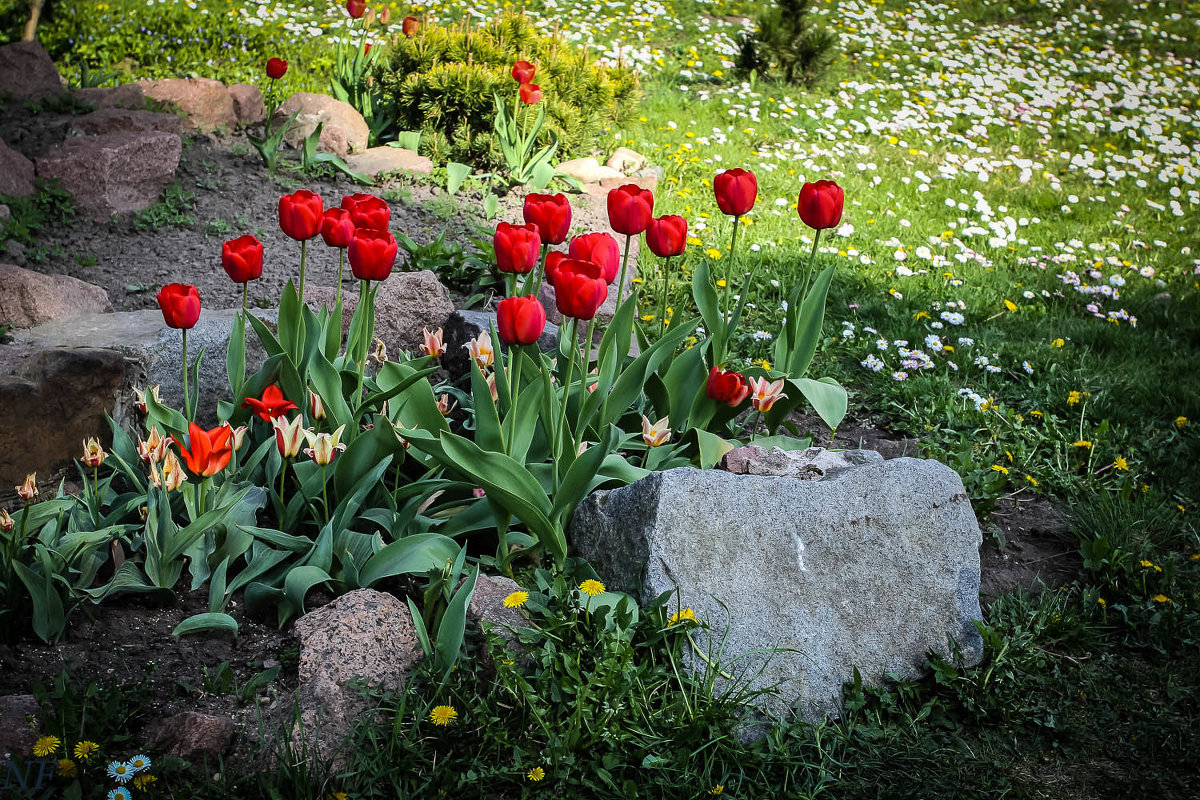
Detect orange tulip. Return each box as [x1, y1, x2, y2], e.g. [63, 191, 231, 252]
[173, 422, 233, 477]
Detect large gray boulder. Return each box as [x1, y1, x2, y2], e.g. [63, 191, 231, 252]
[12, 308, 272, 429]
[570, 456, 984, 721]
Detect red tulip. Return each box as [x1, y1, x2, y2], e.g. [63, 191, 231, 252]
[797, 180, 845, 230]
[321, 208, 355, 248]
[402, 16, 419, 35]
[713, 168, 757, 217]
[523, 192, 571, 245]
[348, 229, 398, 281]
[364, 43, 372, 56]
[568, 232, 620, 284]
[496, 295, 546, 346]
[278, 190, 323, 241]
[553, 259, 608, 320]
[519, 82, 542, 105]
[242, 384, 298, 422]
[346, 0, 366, 18]
[706, 366, 750, 407]
[494, 221, 542, 274]
[512, 60, 536, 83]
[221, 234, 264, 283]
[156, 283, 201, 330]
[645, 215, 687, 258]
[173, 422, 233, 478]
[607, 184, 654, 236]
[544, 251, 567, 287]
[341, 193, 390, 232]
[266, 58, 288, 80]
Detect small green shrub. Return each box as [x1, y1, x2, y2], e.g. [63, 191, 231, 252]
[377, 12, 639, 167]
[738, 0, 838, 86]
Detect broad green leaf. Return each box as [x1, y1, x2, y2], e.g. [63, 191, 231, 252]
[282, 565, 332, 619]
[434, 565, 478, 676]
[446, 162, 472, 196]
[786, 265, 835, 377]
[692, 259, 724, 363]
[695, 428, 735, 469]
[794, 376, 848, 431]
[358, 533, 460, 587]
[13, 558, 65, 643]
[172, 613, 239, 637]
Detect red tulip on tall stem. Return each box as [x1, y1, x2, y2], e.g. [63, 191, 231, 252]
[156, 283, 201, 421]
[348, 228, 398, 400]
[712, 168, 757, 318]
[607, 184, 654, 305]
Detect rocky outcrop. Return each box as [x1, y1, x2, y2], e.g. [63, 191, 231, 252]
[98, 78, 237, 133]
[35, 130, 182, 219]
[68, 107, 186, 137]
[147, 711, 235, 761]
[227, 83, 265, 126]
[0, 264, 113, 329]
[0, 41, 65, 103]
[0, 140, 36, 197]
[272, 93, 369, 156]
[346, 146, 433, 177]
[570, 457, 985, 721]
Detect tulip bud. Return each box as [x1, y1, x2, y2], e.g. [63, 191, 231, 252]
[138, 426, 169, 464]
[273, 416, 307, 458]
[436, 394, 457, 416]
[0, 509, 14, 533]
[796, 179, 845, 231]
[158, 451, 187, 492]
[224, 422, 249, 452]
[81, 438, 108, 468]
[641, 415, 671, 447]
[16, 473, 37, 503]
[303, 425, 347, 466]
[378, 6, 391, 24]
[364, 7, 376, 25]
[420, 327, 447, 358]
[134, 385, 161, 415]
[713, 168, 758, 217]
[748, 376, 787, 412]
[485, 372, 498, 404]
[607, 184, 655, 236]
[369, 337, 388, 365]
[308, 389, 326, 421]
[464, 331, 494, 370]
[401, 15, 418, 35]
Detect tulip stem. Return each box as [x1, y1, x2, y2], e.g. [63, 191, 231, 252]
[573, 315, 596, 452]
[242, 282, 248, 315]
[724, 215, 741, 324]
[525, 244, 548, 298]
[181, 329, 190, 422]
[336, 250, 345, 312]
[658, 255, 671, 336]
[554, 319, 579, 467]
[279, 459, 288, 503]
[800, 229, 822, 303]
[616, 234, 633, 306]
[356, 279, 369, 403]
[321, 464, 330, 525]
[299, 239, 308, 305]
[505, 345, 523, 453]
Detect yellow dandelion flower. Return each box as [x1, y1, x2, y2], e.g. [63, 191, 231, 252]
[1151, 595, 1172, 604]
[73, 741, 98, 760]
[1051, 337, 1065, 348]
[991, 465, 1009, 475]
[709, 786, 725, 795]
[1030, 410, 1043, 419]
[56, 759, 77, 778]
[705, 248, 723, 260]
[1113, 456, 1129, 471]
[527, 766, 546, 782]
[1066, 391, 1081, 406]
[715, 279, 727, 287]
[429, 705, 457, 726]
[1004, 299, 1017, 312]
[1071, 440, 1092, 448]
[1097, 597, 1106, 608]
[579, 579, 606, 597]
[1176, 416, 1188, 430]
[503, 590, 529, 609]
[669, 608, 697, 626]
[33, 736, 60, 757]
[1025, 475, 1039, 487]
[134, 775, 159, 791]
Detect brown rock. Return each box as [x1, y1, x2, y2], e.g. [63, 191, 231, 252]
[35, 130, 182, 219]
[273, 92, 369, 156]
[606, 146, 647, 174]
[0, 347, 125, 493]
[289, 589, 422, 764]
[0, 139, 36, 197]
[95, 78, 236, 133]
[148, 711, 234, 760]
[0, 694, 39, 758]
[0, 264, 113, 329]
[227, 83, 265, 125]
[372, 270, 454, 355]
[0, 42, 65, 103]
[346, 146, 433, 178]
[589, 174, 659, 194]
[554, 156, 622, 184]
[69, 107, 186, 137]
[466, 574, 529, 671]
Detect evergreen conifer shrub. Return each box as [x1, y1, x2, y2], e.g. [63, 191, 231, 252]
[376, 13, 639, 167]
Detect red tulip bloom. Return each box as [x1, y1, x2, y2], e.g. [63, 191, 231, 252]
[568, 232, 620, 284]
[519, 82, 542, 105]
[156, 283, 201, 330]
[242, 384, 298, 422]
[512, 60, 536, 83]
[173, 421, 233, 478]
[341, 193, 390, 232]
[544, 251, 566, 287]
[221, 234, 264, 283]
[364, 43, 372, 57]
[706, 367, 750, 407]
[553, 259, 608, 320]
[523, 192, 571, 245]
[713, 168, 758, 217]
[278, 190, 323, 241]
[402, 15, 419, 35]
[645, 215, 687, 258]
[321, 208, 355, 248]
[349, 229, 398, 281]
[494, 221, 542, 274]
[797, 180, 845, 231]
[346, 0, 366, 18]
[496, 295, 547, 346]
[266, 58, 288, 80]
[607, 184, 654, 236]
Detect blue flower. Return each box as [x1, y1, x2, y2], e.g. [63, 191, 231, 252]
[128, 754, 152, 773]
[107, 761, 134, 784]
[107, 788, 132, 800]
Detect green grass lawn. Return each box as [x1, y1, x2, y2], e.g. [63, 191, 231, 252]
[2, 0, 1198, 796]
